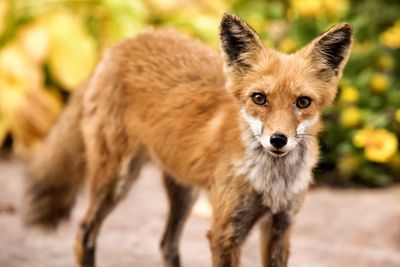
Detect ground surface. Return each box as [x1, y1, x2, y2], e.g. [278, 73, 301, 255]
[1, 159, 400, 267]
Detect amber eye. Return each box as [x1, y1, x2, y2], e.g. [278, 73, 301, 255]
[296, 96, 312, 108]
[251, 93, 267, 106]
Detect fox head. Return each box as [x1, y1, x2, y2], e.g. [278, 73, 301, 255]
[219, 14, 352, 157]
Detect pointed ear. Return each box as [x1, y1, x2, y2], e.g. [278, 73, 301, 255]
[302, 23, 353, 80]
[219, 13, 264, 73]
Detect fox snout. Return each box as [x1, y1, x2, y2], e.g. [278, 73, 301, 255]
[255, 129, 303, 157]
[240, 108, 319, 157]
[270, 133, 287, 149]
[267, 132, 298, 157]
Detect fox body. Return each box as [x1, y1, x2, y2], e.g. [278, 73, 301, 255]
[25, 14, 352, 267]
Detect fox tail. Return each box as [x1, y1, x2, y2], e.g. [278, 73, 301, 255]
[24, 86, 87, 229]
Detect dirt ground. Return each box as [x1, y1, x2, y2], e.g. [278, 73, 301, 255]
[1, 159, 400, 267]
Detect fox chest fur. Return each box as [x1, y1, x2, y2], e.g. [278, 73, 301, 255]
[233, 125, 317, 213]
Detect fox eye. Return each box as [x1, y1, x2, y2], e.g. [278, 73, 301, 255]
[296, 96, 312, 108]
[251, 93, 267, 106]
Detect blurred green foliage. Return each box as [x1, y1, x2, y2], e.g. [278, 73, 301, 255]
[0, 0, 399, 186]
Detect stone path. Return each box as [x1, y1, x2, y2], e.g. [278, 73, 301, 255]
[1, 159, 400, 267]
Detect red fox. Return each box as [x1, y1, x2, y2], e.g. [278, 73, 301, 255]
[24, 14, 352, 267]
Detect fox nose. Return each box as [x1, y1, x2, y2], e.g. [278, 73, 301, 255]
[270, 133, 287, 149]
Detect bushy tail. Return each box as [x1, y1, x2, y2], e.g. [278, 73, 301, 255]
[24, 85, 86, 229]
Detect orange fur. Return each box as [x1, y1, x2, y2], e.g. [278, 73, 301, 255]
[25, 14, 352, 267]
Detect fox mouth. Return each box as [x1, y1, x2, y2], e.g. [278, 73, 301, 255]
[268, 150, 288, 157]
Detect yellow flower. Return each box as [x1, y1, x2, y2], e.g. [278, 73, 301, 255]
[42, 11, 98, 91]
[278, 37, 297, 53]
[17, 21, 50, 64]
[380, 21, 400, 49]
[339, 86, 359, 103]
[353, 128, 398, 163]
[0, 43, 42, 88]
[290, 0, 322, 17]
[369, 73, 390, 93]
[340, 106, 362, 128]
[353, 128, 373, 147]
[0, 81, 62, 156]
[395, 109, 400, 123]
[378, 53, 395, 71]
[365, 130, 398, 163]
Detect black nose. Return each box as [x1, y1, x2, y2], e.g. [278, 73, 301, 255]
[270, 133, 287, 149]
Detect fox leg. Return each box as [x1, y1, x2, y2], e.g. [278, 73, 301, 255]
[207, 187, 267, 267]
[260, 212, 292, 267]
[74, 150, 145, 267]
[160, 173, 198, 267]
[259, 215, 273, 267]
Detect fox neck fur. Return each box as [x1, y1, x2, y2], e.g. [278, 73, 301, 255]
[235, 111, 318, 213]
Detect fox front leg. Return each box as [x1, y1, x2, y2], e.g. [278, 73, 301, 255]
[207, 187, 268, 267]
[260, 212, 292, 267]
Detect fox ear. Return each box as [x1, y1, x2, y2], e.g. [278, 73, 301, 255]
[219, 13, 264, 73]
[303, 23, 353, 79]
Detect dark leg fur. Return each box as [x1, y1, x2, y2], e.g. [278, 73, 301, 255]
[160, 173, 198, 267]
[259, 215, 273, 267]
[208, 191, 268, 267]
[260, 212, 292, 267]
[75, 153, 145, 267]
[75, 185, 116, 267]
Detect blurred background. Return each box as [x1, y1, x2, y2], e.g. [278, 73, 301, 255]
[0, 1, 399, 267]
[1, 0, 400, 186]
